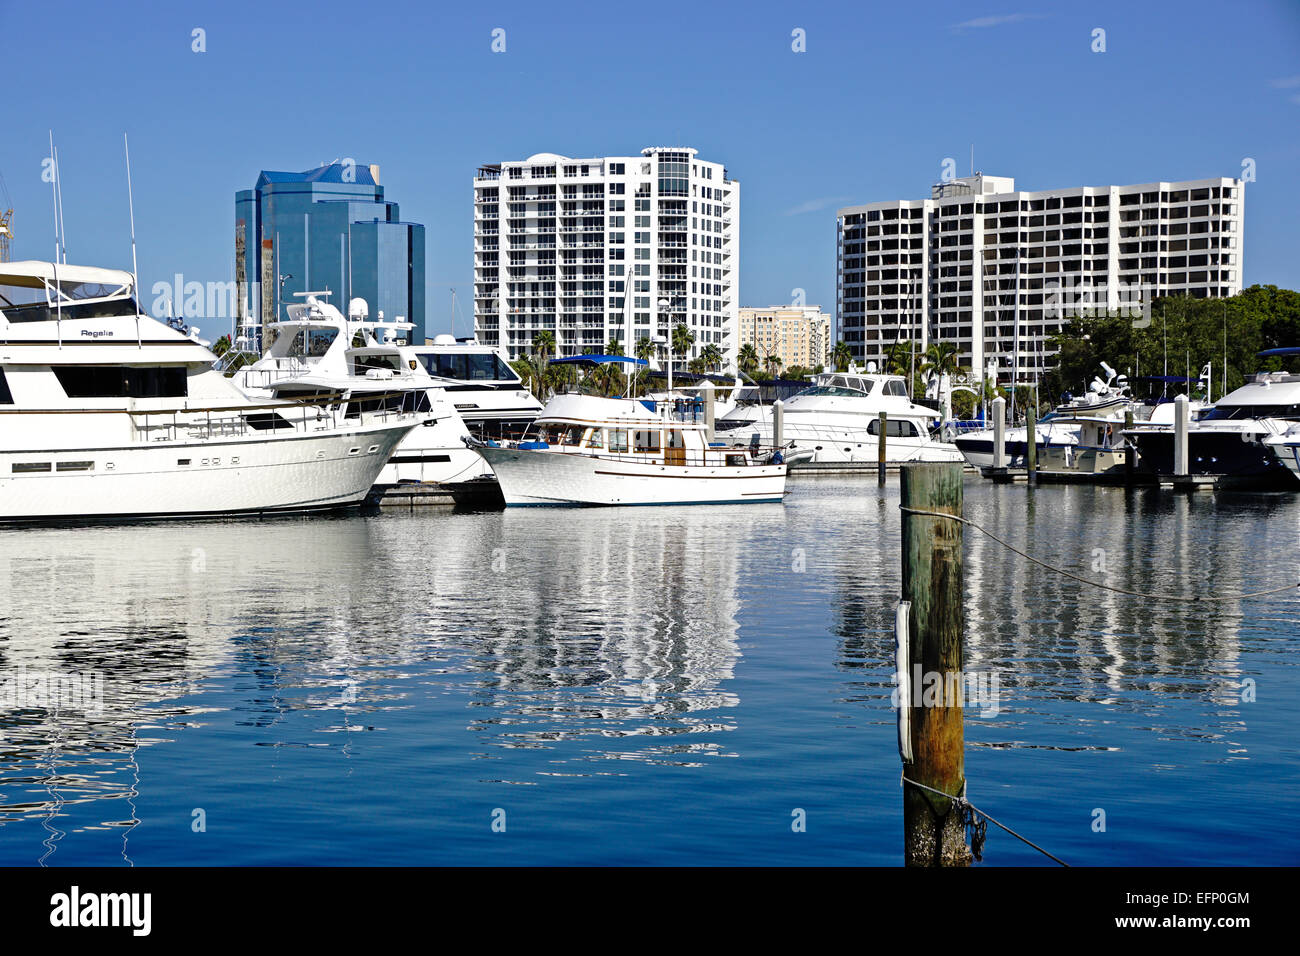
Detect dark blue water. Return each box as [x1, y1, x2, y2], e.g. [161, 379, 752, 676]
[1, 477, 1296, 865]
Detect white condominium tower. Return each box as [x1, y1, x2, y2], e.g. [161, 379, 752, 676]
[836, 173, 1244, 384]
[474, 147, 739, 370]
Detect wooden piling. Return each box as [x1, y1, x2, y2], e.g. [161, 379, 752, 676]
[1026, 404, 1037, 482]
[900, 462, 971, 867]
[1123, 409, 1134, 485]
[878, 411, 888, 486]
[991, 397, 1006, 470]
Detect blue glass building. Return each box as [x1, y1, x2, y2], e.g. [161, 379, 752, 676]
[235, 161, 425, 348]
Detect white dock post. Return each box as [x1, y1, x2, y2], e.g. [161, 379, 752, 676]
[991, 396, 1006, 470]
[700, 380, 715, 442]
[773, 399, 785, 451]
[1174, 393, 1190, 477]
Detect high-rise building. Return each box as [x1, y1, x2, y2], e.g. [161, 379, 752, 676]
[836, 174, 1244, 383]
[473, 148, 738, 370]
[738, 306, 831, 372]
[236, 161, 425, 349]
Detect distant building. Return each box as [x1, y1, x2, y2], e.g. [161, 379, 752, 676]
[738, 305, 830, 371]
[235, 161, 425, 349]
[837, 173, 1244, 383]
[473, 147, 738, 370]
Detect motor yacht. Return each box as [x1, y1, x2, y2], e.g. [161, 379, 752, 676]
[230, 295, 492, 488]
[1123, 349, 1300, 488]
[405, 334, 542, 441]
[0, 261, 420, 521]
[715, 370, 961, 464]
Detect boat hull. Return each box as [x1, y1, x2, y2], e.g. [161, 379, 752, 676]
[0, 420, 415, 522]
[477, 445, 786, 507]
[1127, 429, 1298, 488]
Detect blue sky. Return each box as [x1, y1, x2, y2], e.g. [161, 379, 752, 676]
[3, 0, 1298, 338]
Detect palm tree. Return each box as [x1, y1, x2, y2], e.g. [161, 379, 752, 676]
[671, 322, 695, 373]
[883, 339, 914, 376]
[763, 353, 783, 376]
[832, 340, 852, 372]
[738, 343, 759, 375]
[633, 336, 657, 396]
[701, 342, 724, 372]
[530, 330, 556, 397]
[920, 341, 962, 380]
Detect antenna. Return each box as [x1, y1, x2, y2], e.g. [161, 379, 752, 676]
[48, 131, 59, 262]
[53, 146, 67, 263]
[124, 133, 142, 345]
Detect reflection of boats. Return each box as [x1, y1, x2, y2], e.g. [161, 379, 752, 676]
[232, 294, 491, 488]
[1123, 350, 1300, 488]
[0, 262, 418, 521]
[715, 370, 961, 463]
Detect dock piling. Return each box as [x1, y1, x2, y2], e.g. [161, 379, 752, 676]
[1174, 394, 1189, 477]
[900, 462, 971, 867]
[878, 411, 887, 486]
[773, 399, 785, 453]
[1123, 410, 1135, 485]
[1026, 404, 1038, 482]
[991, 397, 1006, 470]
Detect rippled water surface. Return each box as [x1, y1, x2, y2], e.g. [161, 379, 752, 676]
[0, 476, 1296, 865]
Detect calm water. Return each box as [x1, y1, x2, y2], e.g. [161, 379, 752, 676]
[0, 477, 1297, 866]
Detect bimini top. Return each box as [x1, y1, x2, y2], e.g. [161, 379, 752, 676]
[550, 354, 648, 366]
[0, 260, 135, 292]
[1258, 347, 1300, 358]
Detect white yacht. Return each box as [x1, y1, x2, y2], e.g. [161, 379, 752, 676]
[715, 370, 961, 464]
[230, 296, 492, 488]
[0, 262, 420, 521]
[405, 335, 542, 440]
[1125, 350, 1300, 487]
[467, 358, 787, 507]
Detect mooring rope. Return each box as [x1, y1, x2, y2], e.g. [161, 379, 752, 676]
[902, 773, 1069, 866]
[898, 506, 1299, 603]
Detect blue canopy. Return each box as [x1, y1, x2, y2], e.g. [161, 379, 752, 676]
[1257, 347, 1300, 357]
[550, 354, 648, 366]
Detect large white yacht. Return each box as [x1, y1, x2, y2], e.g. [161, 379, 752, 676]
[467, 357, 787, 507]
[1125, 350, 1300, 487]
[405, 335, 542, 440]
[0, 262, 420, 521]
[230, 295, 491, 488]
[715, 370, 961, 464]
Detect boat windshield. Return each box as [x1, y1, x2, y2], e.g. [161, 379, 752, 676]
[797, 385, 868, 398]
[1202, 403, 1300, 421]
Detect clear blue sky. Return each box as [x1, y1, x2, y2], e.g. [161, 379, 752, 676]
[3, 0, 1298, 339]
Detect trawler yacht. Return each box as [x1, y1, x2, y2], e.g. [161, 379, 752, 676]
[715, 370, 961, 463]
[467, 356, 787, 506]
[0, 261, 420, 521]
[231, 295, 490, 487]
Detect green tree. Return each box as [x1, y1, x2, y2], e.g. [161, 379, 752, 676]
[738, 342, 760, 375]
[832, 340, 852, 372]
[700, 342, 724, 372]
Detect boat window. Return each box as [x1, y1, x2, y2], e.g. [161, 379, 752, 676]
[884, 380, 909, 397]
[1202, 403, 1300, 421]
[560, 425, 585, 445]
[418, 351, 515, 382]
[352, 353, 403, 374]
[666, 429, 686, 449]
[867, 419, 920, 437]
[586, 429, 603, 449]
[53, 365, 187, 398]
[633, 429, 660, 453]
[1, 296, 140, 323]
[608, 429, 628, 452]
[12, 462, 51, 473]
[0, 368, 11, 404]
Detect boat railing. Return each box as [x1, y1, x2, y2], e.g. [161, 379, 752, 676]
[129, 392, 422, 444]
[235, 357, 314, 389]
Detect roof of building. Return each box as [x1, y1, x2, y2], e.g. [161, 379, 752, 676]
[256, 162, 378, 188]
